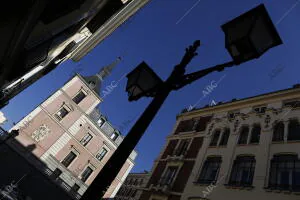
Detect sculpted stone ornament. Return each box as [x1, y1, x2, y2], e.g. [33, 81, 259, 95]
[31, 124, 51, 142]
[264, 115, 271, 128]
[233, 120, 240, 133]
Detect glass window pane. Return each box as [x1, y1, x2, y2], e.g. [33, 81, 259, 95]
[250, 125, 260, 143]
[73, 91, 86, 104]
[238, 127, 249, 144]
[210, 131, 220, 146]
[62, 152, 77, 167]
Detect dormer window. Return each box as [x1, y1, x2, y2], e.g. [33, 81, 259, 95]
[97, 118, 104, 127]
[110, 132, 118, 141]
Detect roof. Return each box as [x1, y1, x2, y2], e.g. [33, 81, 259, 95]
[178, 84, 300, 118]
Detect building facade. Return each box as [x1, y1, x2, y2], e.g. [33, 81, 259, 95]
[0, 0, 151, 109]
[141, 85, 300, 200]
[115, 172, 150, 200]
[9, 60, 137, 199]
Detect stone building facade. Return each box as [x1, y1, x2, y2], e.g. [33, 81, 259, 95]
[9, 60, 137, 199]
[115, 172, 150, 200]
[141, 85, 300, 200]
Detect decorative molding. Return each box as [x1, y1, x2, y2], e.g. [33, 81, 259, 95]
[31, 124, 51, 142]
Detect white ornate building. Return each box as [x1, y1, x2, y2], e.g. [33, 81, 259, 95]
[141, 84, 300, 200]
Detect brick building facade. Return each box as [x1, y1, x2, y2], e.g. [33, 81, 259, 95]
[115, 172, 150, 200]
[9, 60, 137, 199]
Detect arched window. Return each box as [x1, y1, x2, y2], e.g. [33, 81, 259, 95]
[272, 122, 284, 141]
[229, 156, 256, 186]
[219, 128, 230, 146]
[269, 154, 300, 190]
[198, 156, 222, 184]
[288, 119, 300, 141]
[238, 126, 249, 144]
[250, 124, 261, 144]
[209, 130, 221, 146]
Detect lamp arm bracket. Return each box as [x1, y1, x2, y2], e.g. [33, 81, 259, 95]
[171, 61, 235, 90]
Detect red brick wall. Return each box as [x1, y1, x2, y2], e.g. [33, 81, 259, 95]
[185, 137, 203, 159]
[172, 160, 195, 193]
[161, 139, 178, 159]
[139, 191, 152, 200]
[147, 161, 167, 187]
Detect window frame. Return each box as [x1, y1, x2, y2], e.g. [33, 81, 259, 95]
[80, 165, 94, 182]
[174, 139, 191, 156]
[288, 119, 300, 141]
[209, 130, 221, 147]
[96, 147, 109, 162]
[198, 156, 222, 184]
[219, 128, 230, 146]
[80, 133, 93, 147]
[238, 126, 249, 145]
[272, 121, 284, 142]
[54, 104, 71, 121]
[249, 124, 261, 144]
[72, 89, 87, 104]
[228, 156, 256, 187]
[268, 154, 300, 191]
[110, 132, 119, 141]
[61, 151, 78, 168]
[159, 165, 179, 186]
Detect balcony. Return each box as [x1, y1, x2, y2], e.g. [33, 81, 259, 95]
[166, 152, 186, 162]
[43, 154, 89, 199]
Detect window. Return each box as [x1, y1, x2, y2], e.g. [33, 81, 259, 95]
[97, 118, 104, 127]
[159, 166, 178, 186]
[131, 190, 137, 197]
[253, 106, 266, 114]
[72, 183, 80, 192]
[81, 166, 93, 182]
[250, 125, 261, 144]
[288, 120, 300, 141]
[198, 157, 222, 184]
[238, 126, 249, 144]
[61, 151, 77, 168]
[219, 128, 230, 146]
[96, 147, 108, 161]
[269, 154, 300, 191]
[55, 106, 70, 120]
[73, 90, 86, 104]
[273, 122, 284, 142]
[229, 156, 256, 186]
[209, 130, 220, 146]
[140, 179, 144, 185]
[110, 132, 118, 141]
[174, 139, 190, 156]
[80, 133, 93, 146]
[175, 119, 195, 134]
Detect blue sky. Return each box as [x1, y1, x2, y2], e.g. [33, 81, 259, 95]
[1, 0, 300, 172]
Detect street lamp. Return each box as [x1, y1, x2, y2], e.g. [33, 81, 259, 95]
[126, 62, 163, 101]
[81, 4, 283, 200]
[222, 4, 282, 65]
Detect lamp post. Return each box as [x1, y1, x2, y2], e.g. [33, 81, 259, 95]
[80, 4, 282, 200]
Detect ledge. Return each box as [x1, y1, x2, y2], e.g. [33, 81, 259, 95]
[193, 182, 211, 186]
[264, 187, 300, 195]
[224, 184, 254, 190]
